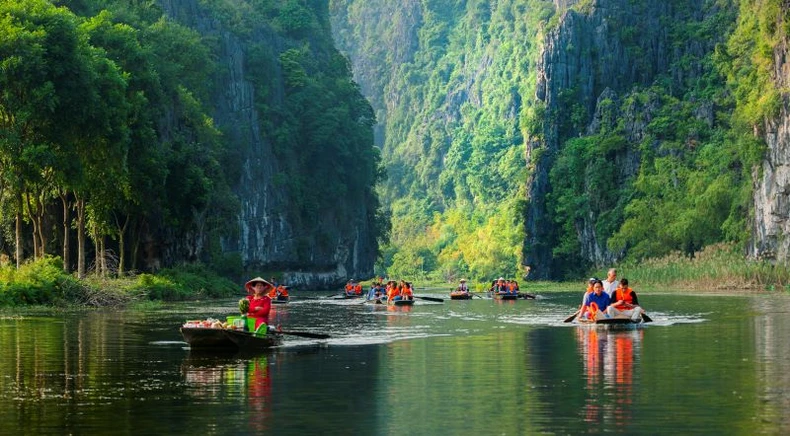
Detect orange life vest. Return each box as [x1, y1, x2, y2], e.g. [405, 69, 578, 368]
[615, 287, 635, 305]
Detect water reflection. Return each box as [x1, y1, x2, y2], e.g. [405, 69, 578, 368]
[182, 353, 272, 433]
[576, 327, 643, 428]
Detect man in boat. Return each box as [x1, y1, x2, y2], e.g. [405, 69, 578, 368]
[607, 278, 644, 320]
[579, 279, 611, 321]
[245, 277, 273, 333]
[602, 268, 619, 297]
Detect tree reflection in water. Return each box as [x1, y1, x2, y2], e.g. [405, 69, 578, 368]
[576, 327, 643, 428]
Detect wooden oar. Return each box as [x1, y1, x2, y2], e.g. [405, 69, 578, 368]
[324, 293, 341, 298]
[519, 293, 536, 299]
[415, 295, 444, 303]
[563, 309, 581, 323]
[471, 293, 484, 299]
[641, 312, 653, 323]
[276, 329, 331, 339]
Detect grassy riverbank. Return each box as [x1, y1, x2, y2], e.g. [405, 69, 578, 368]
[0, 257, 238, 308]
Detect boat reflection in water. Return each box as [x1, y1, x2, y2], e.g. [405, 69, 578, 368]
[182, 353, 272, 433]
[576, 327, 643, 428]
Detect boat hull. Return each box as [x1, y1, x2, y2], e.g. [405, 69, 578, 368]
[181, 327, 283, 350]
[450, 293, 472, 300]
[390, 299, 415, 306]
[272, 296, 290, 304]
[492, 292, 519, 300]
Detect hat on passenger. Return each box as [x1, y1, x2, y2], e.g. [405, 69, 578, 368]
[460, 279, 466, 282]
[589, 277, 596, 283]
[245, 277, 273, 293]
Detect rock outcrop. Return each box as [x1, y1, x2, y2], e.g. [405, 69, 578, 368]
[158, 0, 378, 287]
[752, 9, 790, 263]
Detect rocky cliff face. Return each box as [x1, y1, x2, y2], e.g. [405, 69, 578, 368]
[158, 0, 377, 287]
[525, 0, 711, 278]
[752, 9, 790, 263]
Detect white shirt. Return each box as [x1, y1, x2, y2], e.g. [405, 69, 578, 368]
[602, 279, 619, 297]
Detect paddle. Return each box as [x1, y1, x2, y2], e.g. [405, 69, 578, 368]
[275, 327, 331, 339]
[519, 293, 536, 299]
[472, 293, 484, 299]
[563, 309, 581, 323]
[415, 295, 444, 303]
[324, 293, 341, 298]
[641, 312, 653, 323]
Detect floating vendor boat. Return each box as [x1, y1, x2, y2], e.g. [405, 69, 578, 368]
[180, 318, 283, 351]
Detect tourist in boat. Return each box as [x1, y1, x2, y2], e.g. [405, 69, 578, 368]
[608, 278, 645, 319]
[388, 280, 405, 303]
[245, 277, 273, 332]
[354, 281, 363, 295]
[457, 279, 470, 294]
[579, 279, 611, 321]
[602, 268, 619, 297]
[345, 280, 355, 296]
[401, 282, 414, 301]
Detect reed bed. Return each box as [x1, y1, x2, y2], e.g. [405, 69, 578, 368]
[617, 243, 790, 293]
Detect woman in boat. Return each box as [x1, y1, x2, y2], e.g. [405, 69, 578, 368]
[402, 282, 414, 300]
[579, 279, 611, 321]
[245, 277, 273, 332]
[457, 279, 469, 294]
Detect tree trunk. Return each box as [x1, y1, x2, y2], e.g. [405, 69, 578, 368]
[99, 235, 106, 278]
[60, 193, 71, 273]
[114, 212, 129, 276]
[35, 195, 46, 257]
[15, 209, 23, 269]
[25, 192, 39, 259]
[76, 197, 86, 279]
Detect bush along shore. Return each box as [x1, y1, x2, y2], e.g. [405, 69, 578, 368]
[0, 257, 239, 308]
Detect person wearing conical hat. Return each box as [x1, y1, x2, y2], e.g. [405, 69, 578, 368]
[245, 277, 273, 332]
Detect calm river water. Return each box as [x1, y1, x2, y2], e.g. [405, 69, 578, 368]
[1, 290, 789, 435]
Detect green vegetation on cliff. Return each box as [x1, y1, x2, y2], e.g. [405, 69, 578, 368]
[0, 0, 384, 289]
[333, 0, 788, 284]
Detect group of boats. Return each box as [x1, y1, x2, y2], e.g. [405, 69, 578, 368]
[181, 279, 652, 353]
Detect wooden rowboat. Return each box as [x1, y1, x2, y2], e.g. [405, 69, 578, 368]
[577, 309, 643, 326]
[389, 299, 415, 306]
[180, 327, 283, 350]
[449, 291, 472, 300]
[491, 292, 519, 300]
[272, 295, 290, 304]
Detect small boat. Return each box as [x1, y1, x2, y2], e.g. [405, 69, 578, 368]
[180, 327, 283, 350]
[577, 309, 643, 326]
[389, 298, 415, 306]
[491, 292, 519, 300]
[343, 292, 363, 299]
[449, 291, 472, 300]
[272, 295, 290, 304]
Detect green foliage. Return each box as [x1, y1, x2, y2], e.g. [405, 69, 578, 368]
[129, 263, 238, 301]
[0, 257, 82, 305]
[333, 0, 552, 280]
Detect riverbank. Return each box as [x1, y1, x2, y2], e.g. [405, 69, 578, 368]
[0, 257, 238, 308]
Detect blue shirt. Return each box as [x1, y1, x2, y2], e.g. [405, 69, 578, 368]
[583, 291, 611, 311]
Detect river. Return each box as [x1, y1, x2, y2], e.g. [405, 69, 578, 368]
[1, 291, 789, 435]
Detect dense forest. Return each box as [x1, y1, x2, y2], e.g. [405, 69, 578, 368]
[2, 0, 788, 290]
[331, 0, 789, 281]
[0, 0, 385, 285]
